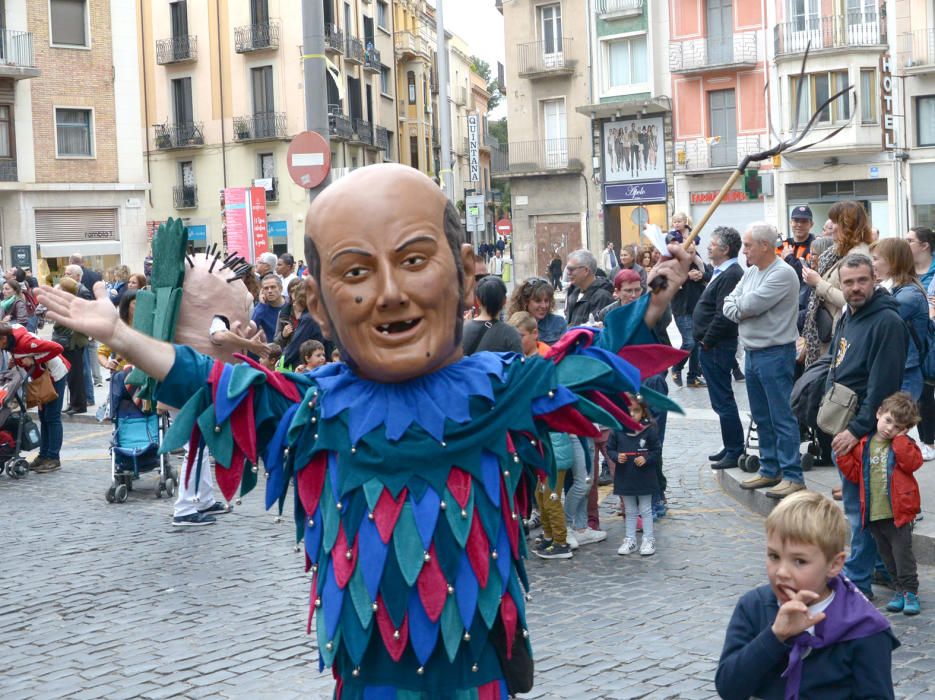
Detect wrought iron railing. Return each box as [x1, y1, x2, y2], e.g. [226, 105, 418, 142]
[901, 28, 935, 68]
[669, 31, 759, 71]
[234, 22, 280, 53]
[325, 24, 344, 53]
[0, 29, 36, 69]
[491, 137, 582, 173]
[375, 126, 390, 157]
[454, 86, 467, 106]
[394, 31, 429, 57]
[155, 35, 197, 64]
[674, 134, 767, 172]
[353, 118, 373, 145]
[0, 160, 17, 181]
[173, 185, 197, 209]
[774, 13, 883, 56]
[154, 122, 205, 149]
[232, 113, 287, 141]
[364, 45, 381, 72]
[345, 35, 365, 63]
[328, 110, 353, 140]
[596, 0, 644, 14]
[517, 38, 575, 75]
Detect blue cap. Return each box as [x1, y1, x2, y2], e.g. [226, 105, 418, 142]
[791, 205, 813, 220]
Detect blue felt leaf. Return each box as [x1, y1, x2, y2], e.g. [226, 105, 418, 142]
[358, 515, 388, 601]
[454, 551, 479, 630]
[408, 588, 440, 666]
[214, 363, 245, 424]
[362, 687, 396, 700]
[304, 506, 322, 562]
[495, 525, 510, 591]
[410, 485, 440, 550]
[322, 563, 344, 645]
[479, 451, 501, 508]
[530, 384, 577, 416]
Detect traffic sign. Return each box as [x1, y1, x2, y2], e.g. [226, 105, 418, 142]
[287, 131, 332, 189]
[496, 218, 513, 236]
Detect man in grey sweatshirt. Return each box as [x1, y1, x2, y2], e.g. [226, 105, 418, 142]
[723, 222, 803, 499]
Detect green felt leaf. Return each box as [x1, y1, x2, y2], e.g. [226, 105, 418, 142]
[640, 384, 684, 415]
[228, 363, 266, 398]
[132, 289, 156, 336]
[320, 486, 340, 554]
[440, 594, 463, 663]
[393, 502, 425, 587]
[555, 355, 614, 390]
[348, 565, 374, 630]
[363, 478, 384, 511]
[195, 405, 233, 467]
[443, 486, 474, 548]
[160, 388, 207, 453]
[477, 566, 501, 629]
[572, 395, 621, 431]
[241, 460, 258, 496]
[339, 596, 370, 666]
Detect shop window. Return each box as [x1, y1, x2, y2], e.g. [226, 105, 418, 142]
[918, 96, 935, 147]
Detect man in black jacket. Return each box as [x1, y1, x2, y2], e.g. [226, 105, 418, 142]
[693, 226, 745, 469]
[564, 249, 615, 326]
[825, 253, 908, 598]
[671, 243, 712, 387]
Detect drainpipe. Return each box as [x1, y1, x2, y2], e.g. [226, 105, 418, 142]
[140, 0, 153, 207]
[216, 0, 228, 189]
[586, 0, 596, 249]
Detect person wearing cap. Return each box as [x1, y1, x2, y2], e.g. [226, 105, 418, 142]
[778, 205, 815, 283]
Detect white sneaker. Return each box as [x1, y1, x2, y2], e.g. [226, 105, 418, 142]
[565, 531, 579, 550]
[617, 537, 637, 555]
[575, 527, 608, 546]
[922, 444, 935, 462]
[640, 537, 656, 556]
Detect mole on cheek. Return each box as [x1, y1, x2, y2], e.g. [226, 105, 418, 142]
[355, 296, 363, 304]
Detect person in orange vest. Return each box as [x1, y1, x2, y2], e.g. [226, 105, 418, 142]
[777, 205, 815, 281]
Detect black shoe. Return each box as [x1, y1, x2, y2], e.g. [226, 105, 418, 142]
[535, 542, 573, 559]
[64, 407, 87, 415]
[711, 456, 739, 470]
[687, 377, 707, 388]
[732, 367, 745, 381]
[173, 512, 217, 527]
[598, 468, 612, 486]
[708, 449, 727, 462]
[670, 371, 683, 387]
[198, 501, 231, 515]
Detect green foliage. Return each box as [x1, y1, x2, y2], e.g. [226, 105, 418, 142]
[470, 55, 502, 111]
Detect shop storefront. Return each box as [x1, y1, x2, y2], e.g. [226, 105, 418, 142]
[35, 208, 121, 285]
[911, 163, 935, 228]
[784, 178, 889, 233]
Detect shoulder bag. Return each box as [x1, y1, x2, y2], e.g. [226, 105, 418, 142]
[26, 368, 59, 409]
[816, 312, 858, 436]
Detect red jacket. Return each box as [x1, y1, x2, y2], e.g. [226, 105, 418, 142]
[9, 326, 68, 380]
[837, 433, 922, 528]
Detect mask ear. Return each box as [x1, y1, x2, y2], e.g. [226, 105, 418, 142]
[460, 243, 476, 310]
[305, 276, 333, 341]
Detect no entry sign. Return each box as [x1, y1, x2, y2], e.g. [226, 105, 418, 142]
[287, 131, 332, 189]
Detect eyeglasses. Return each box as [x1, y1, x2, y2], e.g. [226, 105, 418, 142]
[565, 265, 585, 273]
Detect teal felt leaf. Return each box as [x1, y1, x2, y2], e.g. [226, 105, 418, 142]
[347, 566, 374, 630]
[339, 594, 370, 665]
[440, 594, 463, 663]
[363, 478, 384, 511]
[379, 546, 409, 629]
[393, 502, 425, 587]
[571, 395, 621, 431]
[477, 565, 501, 629]
[555, 355, 614, 390]
[317, 620, 340, 667]
[227, 362, 268, 398]
[159, 387, 207, 453]
[443, 486, 475, 548]
[320, 486, 340, 554]
[195, 405, 233, 467]
[241, 460, 258, 496]
[640, 383, 685, 415]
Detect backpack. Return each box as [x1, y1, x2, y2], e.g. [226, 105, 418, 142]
[22, 287, 37, 316]
[791, 354, 832, 430]
[905, 318, 935, 384]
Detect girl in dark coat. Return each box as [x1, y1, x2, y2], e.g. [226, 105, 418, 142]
[607, 394, 661, 557]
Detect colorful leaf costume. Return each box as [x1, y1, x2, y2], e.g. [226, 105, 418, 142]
[156, 296, 684, 699]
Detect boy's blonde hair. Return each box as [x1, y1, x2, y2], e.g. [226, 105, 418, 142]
[507, 311, 538, 334]
[879, 391, 921, 429]
[765, 490, 848, 562]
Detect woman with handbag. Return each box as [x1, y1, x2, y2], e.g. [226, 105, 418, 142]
[0, 321, 68, 473]
[801, 200, 873, 368]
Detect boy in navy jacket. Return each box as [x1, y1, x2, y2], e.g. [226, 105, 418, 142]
[716, 491, 898, 700]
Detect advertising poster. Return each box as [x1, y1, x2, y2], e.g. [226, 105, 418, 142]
[223, 187, 249, 260]
[603, 116, 665, 183]
[250, 187, 269, 258]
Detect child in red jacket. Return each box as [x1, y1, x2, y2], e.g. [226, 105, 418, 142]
[837, 392, 923, 616]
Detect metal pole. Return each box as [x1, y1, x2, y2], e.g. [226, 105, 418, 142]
[302, 0, 332, 202]
[435, 0, 454, 199]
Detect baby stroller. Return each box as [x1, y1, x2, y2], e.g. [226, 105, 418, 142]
[105, 367, 176, 503]
[0, 368, 41, 479]
[737, 416, 761, 473]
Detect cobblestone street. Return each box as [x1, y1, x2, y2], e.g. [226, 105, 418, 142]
[2, 396, 934, 699]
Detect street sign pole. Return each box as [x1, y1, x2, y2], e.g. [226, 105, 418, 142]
[301, 0, 331, 206]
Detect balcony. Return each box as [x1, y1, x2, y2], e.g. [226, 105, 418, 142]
[517, 39, 576, 79]
[674, 134, 767, 172]
[395, 31, 430, 60]
[490, 137, 583, 176]
[255, 176, 279, 203]
[596, 0, 644, 20]
[375, 126, 390, 157]
[0, 30, 39, 80]
[156, 35, 197, 65]
[454, 86, 467, 107]
[669, 31, 759, 74]
[0, 160, 17, 181]
[173, 185, 197, 209]
[234, 22, 280, 53]
[351, 118, 374, 146]
[325, 24, 344, 55]
[774, 13, 884, 58]
[363, 45, 381, 73]
[328, 109, 353, 141]
[430, 68, 438, 94]
[154, 122, 205, 150]
[232, 112, 288, 142]
[345, 35, 365, 64]
[901, 28, 935, 72]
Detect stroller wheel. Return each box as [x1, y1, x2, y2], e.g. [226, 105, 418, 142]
[808, 441, 822, 457]
[801, 453, 814, 472]
[105, 485, 116, 503]
[115, 483, 129, 503]
[744, 455, 760, 473]
[155, 481, 163, 498]
[737, 455, 747, 471]
[8, 458, 27, 479]
[165, 477, 176, 498]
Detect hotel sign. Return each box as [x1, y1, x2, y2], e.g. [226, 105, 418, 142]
[881, 53, 896, 150]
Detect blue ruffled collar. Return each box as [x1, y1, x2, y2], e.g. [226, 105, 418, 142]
[311, 352, 520, 444]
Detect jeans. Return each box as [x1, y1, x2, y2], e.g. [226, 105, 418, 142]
[838, 463, 884, 594]
[38, 376, 67, 460]
[83, 343, 95, 405]
[901, 366, 923, 401]
[564, 437, 591, 531]
[623, 494, 654, 541]
[745, 343, 802, 483]
[699, 340, 744, 458]
[673, 314, 700, 379]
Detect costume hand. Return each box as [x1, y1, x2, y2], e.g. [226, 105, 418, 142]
[645, 243, 691, 327]
[771, 588, 824, 642]
[832, 429, 858, 456]
[38, 282, 119, 346]
[227, 320, 270, 360]
[617, 454, 627, 464]
[801, 266, 821, 288]
[634, 455, 646, 466]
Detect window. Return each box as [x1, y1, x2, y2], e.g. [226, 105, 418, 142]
[50, 0, 88, 47]
[251, 65, 274, 116]
[410, 135, 419, 170]
[258, 153, 277, 201]
[380, 65, 391, 95]
[377, 0, 389, 30]
[55, 108, 92, 157]
[0, 106, 13, 159]
[408, 71, 416, 104]
[170, 1, 189, 39]
[605, 35, 648, 92]
[860, 68, 876, 123]
[919, 96, 935, 147]
[790, 71, 850, 126]
[540, 4, 562, 55]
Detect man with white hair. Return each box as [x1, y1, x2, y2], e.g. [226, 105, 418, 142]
[723, 222, 803, 499]
[68, 253, 101, 291]
[255, 251, 278, 278]
[564, 249, 615, 327]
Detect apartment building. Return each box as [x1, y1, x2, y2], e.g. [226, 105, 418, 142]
[896, 0, 935, 229]
[139, 0, 397, 257]
[0, 0, 147, 281]
[497, 0, 599, 282]
[394, 0, 437, 176]
[669, 0, 769, 242]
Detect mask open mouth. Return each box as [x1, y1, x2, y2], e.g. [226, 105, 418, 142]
[375, 318, 421, 335]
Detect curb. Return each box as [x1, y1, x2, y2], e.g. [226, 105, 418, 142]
[715, 466, 935, 567]
[28, 408, 105, 427]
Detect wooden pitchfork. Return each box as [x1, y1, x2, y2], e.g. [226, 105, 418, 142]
[651, 44, 857, 290]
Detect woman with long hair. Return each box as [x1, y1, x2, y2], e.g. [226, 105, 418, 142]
[2, 279, 28, 325]
[508, 277, 567, 345]
[870, 238, 928, 400]
[907, 226, 935, 290]
[618, 244, 647, 288]
[127, 272, 148, 292]
[800, 200, 873, 366]
[463, 276, 522, 354]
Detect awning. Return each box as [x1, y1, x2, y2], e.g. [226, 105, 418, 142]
[38, 241, 122, 259]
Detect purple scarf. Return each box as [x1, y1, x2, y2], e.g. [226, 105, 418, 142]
[781, 574, 891, 700]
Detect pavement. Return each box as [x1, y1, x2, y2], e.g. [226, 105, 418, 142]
[4, 392, 935, 699]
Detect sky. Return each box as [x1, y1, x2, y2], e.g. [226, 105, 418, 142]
[433, 0, 507, 118]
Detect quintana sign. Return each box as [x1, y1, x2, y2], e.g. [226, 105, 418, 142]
[468, 115, 480, 183]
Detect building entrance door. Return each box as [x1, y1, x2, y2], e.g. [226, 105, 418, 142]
[706, 0, 733, 64]
[708, 89, 736, 168]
